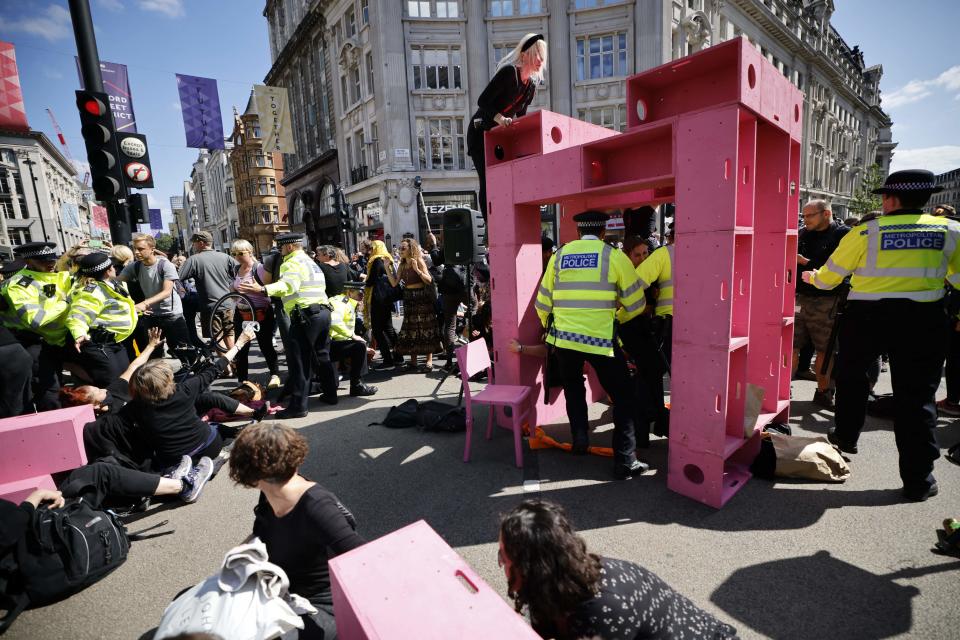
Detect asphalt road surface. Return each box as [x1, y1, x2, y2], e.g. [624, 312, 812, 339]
[7, 350, 960, 639]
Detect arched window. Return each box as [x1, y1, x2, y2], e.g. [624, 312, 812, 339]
[321, 182, 334, 216]
[291, 196, 304, 226]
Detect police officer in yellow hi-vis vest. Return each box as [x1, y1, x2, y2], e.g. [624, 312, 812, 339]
[240, 232, 336, 418]
[536, 211, 650, 480]
[803, 169, 960, 502]
[2, 242, 71, 410]
[328, 281, 377, 397]
[66, 252, 137, 388]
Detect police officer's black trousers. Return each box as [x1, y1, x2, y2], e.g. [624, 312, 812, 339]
[330, 339, 368, 387]
[74, 339, 130, 389]
[555, 346, 638, 469]
[618, 316, 665, 444]
[835, 300, 947, 489]
[0, 342, 33, 418]
[287, 307, 334, 413]
[21, 338, 64, 411]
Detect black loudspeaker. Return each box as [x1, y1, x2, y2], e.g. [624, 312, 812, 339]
[442, 207, 486, 265]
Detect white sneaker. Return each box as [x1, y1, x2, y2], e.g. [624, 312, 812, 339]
[268, 374, 282, 389]
[181, 456, 214, 503]
[164, 455, 192, 482]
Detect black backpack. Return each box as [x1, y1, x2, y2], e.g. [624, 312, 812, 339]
[371, 399, 420, 428]
[0, 499, 129, 631]
[370, 399, 465, 433]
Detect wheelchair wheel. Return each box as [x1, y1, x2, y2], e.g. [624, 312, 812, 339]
[207, 292, 257, 353]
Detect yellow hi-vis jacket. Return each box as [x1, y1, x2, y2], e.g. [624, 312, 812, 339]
[810, 212, 960, 301]
[66, 280, 137, 343]
[330, 294, 359, 341]
[536, 238, 646, 356]
[263, 249, 329, 314]
[2, 268, 71, 346]
[637, 244, 673, 317]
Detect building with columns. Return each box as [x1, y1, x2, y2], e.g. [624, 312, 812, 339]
[229, 99, 288, 255]
[931, 168, 960, 214]
[196, 144, 240, 251]
[263, 0, 894, 244]
[0, 129, 88, 258]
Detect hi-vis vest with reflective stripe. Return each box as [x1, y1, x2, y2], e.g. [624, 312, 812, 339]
[66, 280, 137, 343]
[329, 294, 358, 341]
[637, 244, 673, 317]
[264, 249, 329, 314]
[536, 238, 646, 356]
[2, 268, 71, 346]
[811, 212, 960, 302]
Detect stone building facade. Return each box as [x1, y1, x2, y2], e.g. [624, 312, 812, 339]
[264, 0, 894, 244]
[0, 130, 87, 258]
[229, 99, 289, 255]
[931, 168, 960, 214]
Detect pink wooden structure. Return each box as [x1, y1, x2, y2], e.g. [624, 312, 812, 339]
[329, 520, 539, 639]
[0, 405, 93, 504]
[484, 37, 802, 508]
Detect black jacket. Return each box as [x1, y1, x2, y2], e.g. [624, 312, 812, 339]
[797, 221, 850, 296]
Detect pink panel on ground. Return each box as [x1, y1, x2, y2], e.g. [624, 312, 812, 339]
[667, 440, 753, 509]
[330, 520, 539, 640]
[0, 405, 93, 484]
[0, 474, 57, 505]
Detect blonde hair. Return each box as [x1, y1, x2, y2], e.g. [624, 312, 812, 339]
[129, 360, 176, 404]
[231, 239, 255, 255]
[111, 245, 134, 267]
[131, 233, 156, 248]
[496, 33, 547, 85]
[56, 243, 91, 273]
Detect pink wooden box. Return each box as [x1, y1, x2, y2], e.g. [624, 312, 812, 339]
[330, 520, 539, 639]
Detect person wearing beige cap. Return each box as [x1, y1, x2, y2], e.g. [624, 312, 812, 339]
[178, 230, 239, 353]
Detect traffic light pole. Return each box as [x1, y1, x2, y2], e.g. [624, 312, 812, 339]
[69, 0, 132, 246]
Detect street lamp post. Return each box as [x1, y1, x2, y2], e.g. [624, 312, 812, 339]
[19, 156, 52, 247]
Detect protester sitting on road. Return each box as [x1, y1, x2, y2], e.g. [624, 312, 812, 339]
[229, 239, 281, 389]
[229, 422, 365, 639]
[499, 500, 739, 640]
[126, 324, 257, 476]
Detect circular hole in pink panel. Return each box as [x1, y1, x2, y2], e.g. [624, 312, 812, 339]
[550, 126, 562, 144]
[747, 64, 756, 89]
[794, 104, 800, 122]
[683, 464, 705, 485]
[494, 144, 505, 161]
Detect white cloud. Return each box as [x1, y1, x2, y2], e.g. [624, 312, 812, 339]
[890, 145, 960, 175]
[884, 65, 960, 109]
[138, 0, 184, 18]
[96, 0, 125, 11]
[0, 5, 72, 42]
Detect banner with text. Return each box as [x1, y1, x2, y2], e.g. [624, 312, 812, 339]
[76, 59, 137, 133]
[0, 42, 29, 131]
[253, 84, 295, 154]
[60, 202, 81, 230]
[175, 74, 225, 150]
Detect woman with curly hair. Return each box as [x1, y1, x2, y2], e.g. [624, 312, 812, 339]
[230, 422, 365, 639]
[499, 500, 738, 640]
[392, 237, 442, 372]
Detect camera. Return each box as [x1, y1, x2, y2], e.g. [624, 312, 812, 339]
[414, 175, 422, 189]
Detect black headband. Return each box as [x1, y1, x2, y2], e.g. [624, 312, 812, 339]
[521, 34, 544, 52]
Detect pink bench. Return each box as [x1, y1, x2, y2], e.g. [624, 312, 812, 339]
[0, 405, 93, 504]
[330, 520, 539, 639]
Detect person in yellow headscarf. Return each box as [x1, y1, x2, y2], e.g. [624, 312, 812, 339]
[362, 239, 401, 369]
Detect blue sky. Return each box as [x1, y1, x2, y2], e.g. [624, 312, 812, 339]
[0, 0, 957, 231]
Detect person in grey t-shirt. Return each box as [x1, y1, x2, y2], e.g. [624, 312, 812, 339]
[178, 230, 239, 351]
[118, 234, 191, 356]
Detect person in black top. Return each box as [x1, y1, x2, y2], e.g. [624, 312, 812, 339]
[315, 245, 360, 297]
[0, 325, 32, 418]
[499, 500, 738, 640]
[230, 422, 365, 640]
[794, 199, 850, 409]
[362, 239, 402, 369]
[468, 32, 547, 215]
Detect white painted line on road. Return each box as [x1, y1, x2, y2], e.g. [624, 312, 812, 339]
[523, 479, 540, 493]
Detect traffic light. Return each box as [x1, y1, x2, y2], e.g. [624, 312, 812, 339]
[75, 90, 124, 201]
[332, 188, 351, 231]
[127, 193, 150, 224]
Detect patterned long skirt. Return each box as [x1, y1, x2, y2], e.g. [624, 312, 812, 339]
[396, 286, 443, 356]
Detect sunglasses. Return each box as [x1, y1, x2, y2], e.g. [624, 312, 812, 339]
[232, 250, 250, 256]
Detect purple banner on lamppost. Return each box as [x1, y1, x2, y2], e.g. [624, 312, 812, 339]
[175, 74, 225, 150]
[148, 208, 163, 231]
[76, 58, 137, 133]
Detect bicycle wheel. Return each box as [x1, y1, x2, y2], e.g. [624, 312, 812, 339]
[208, 292, 256, 353]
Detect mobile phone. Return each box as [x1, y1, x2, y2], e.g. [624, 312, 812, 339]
[88, 239, 104, 249]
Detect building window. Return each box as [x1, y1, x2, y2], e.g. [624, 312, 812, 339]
[346, 6, 357, 37]
[226, 186, 234, 204]
[366, 51, 375, 95]
[260, 205, 279, 224]
[436, 1, 458, 17]
[577, 104, 627, 132]
[416, 117, 466, 170]
[408, 1, 430, 17]
[371, 121, 380, 169]
[490, 0, 541, 15]
[411, 46, 463, 90]
[257, 177, 277, 196]
[408, 1, 458, 18]
[251, 126, 262, 138]
[340, 75, 350, 110]
[10, 228, 31, 245]
[352, 65, 362, 103]
[576, 33, 628, 80]
[361, 0, 369, 24]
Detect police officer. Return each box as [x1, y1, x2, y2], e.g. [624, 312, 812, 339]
[240, 233, 336, 418]
[328, 281, 377, 397]
[803, 169, 960, 502]
[536, 211, 649, 480]
[1, 242, 72, 410]
[65, 252, 137, 387]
